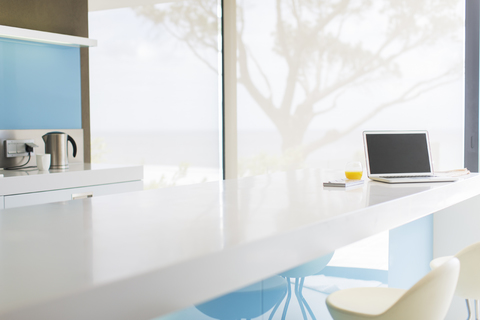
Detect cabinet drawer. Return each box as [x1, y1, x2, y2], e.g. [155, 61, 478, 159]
[4, 181, 143, 209]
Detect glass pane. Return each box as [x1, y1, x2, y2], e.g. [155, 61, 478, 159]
[236, 0, 465, 177]
[89, 0, 221, 189]
[236, 0, 465, 271]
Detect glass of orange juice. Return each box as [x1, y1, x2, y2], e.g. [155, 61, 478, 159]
[345, 161, 363, 180]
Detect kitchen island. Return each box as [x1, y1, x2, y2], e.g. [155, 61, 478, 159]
[0, 168, 478, 320]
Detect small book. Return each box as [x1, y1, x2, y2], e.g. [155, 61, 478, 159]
[323, 179, 364, 188]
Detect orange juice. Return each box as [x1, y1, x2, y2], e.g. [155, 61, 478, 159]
[345, 171, 363, 180]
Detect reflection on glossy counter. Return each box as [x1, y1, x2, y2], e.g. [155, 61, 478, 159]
[0, 163, 138, 178]
[366, 183, 433, 206]
[156, 278, 378, 320]
[155, 251, 384, 320]
[0, 169, 478, 320]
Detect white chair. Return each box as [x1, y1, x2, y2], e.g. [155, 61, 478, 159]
[326, 257, 459, 320]
[430, 241, 480, 320]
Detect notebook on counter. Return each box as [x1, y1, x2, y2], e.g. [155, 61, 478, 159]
[363, 130, 457, 184]
[323, 179, 364, 188]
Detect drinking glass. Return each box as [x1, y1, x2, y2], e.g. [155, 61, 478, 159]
[345, 161, 363, 180]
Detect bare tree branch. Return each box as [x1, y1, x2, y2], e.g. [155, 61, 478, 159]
[237, 30, 279, 125]
[162, 21, 218, 73]
[303, 68, 461, 156]
[313, 90, 346, 116]
[245, 46, 274, 99]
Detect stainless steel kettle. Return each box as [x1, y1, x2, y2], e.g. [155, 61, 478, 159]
[42, 132, 77, 169]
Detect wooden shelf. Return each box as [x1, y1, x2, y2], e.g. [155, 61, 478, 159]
[0, 25, 97, 47]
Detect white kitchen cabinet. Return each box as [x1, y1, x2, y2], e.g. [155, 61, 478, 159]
[0, 164, 143, 210]
[5, 181, 142, 209]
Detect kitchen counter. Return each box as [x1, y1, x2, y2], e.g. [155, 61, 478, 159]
[0, 169, 478, 320]
[0, 163, 143, 195]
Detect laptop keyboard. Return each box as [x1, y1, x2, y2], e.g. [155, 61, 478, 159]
[381, 175, 432, 178]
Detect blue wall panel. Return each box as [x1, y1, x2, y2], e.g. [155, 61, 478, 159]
[0, 38, 81, 129]
[388, 215, 433, 289]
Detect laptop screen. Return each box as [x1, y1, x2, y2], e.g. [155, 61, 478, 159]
[365, 132, 432, 175]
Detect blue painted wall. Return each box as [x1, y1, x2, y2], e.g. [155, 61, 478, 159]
[0, 38, 82, 129]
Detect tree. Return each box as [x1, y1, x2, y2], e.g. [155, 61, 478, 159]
[135, 0, 463, 167]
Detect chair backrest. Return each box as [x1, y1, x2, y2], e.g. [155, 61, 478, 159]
[455, 241, 480, 299]
[383, 257, 459, 320]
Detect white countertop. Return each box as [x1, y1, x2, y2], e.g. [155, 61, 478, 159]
[0, 169, 478, 320]
[0, 163, 143, 195]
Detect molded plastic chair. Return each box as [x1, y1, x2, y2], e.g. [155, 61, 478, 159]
[326, 257, 460, 320]
[430, 241, 480, 320]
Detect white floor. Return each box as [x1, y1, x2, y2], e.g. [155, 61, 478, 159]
[328, 231, 389, 270]
[155, 275, 385, 320]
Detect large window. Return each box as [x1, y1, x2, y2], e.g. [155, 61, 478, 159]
[89, 1, 222, 189]
[89, 0, 466, 184]
[235, 0, 464, 178]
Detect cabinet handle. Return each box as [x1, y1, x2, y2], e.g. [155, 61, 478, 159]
[72, 192, 93, 200]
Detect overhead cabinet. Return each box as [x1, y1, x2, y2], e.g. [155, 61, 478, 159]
[0, 25, 97, 47]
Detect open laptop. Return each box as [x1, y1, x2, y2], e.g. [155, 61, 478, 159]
[363, 130, 457, 184]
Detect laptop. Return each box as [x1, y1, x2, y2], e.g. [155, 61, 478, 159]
[363, 130, 457, 184]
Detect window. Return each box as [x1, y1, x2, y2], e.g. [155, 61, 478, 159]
[89, 1, 222, 189]
[235, 0, 464, 178]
